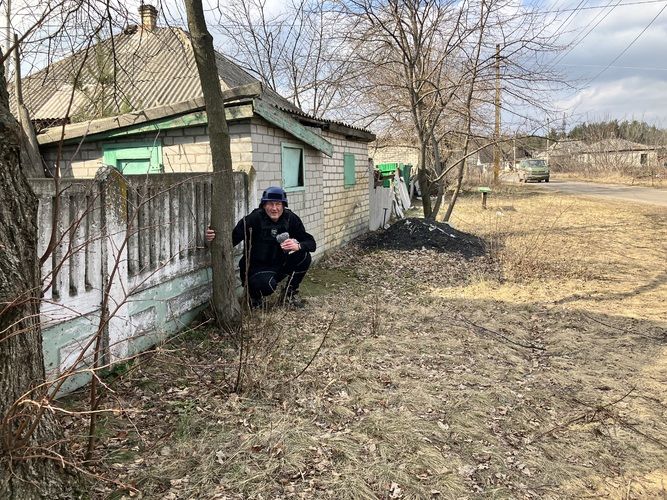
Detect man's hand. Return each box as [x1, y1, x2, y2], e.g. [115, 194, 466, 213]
[280, 238, 300, 252]
[205, 227, 216, 242]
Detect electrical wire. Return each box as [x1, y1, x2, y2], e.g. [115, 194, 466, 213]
[584, 2, 667, 84]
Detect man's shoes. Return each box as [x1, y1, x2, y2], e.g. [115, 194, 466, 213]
[281, 290, 306, 309]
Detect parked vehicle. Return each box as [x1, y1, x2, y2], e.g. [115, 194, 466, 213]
[517, 159, 550, 183]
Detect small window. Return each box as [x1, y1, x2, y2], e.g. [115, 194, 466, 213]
[281, 144, 304, 189]
[640, 153, 647, 165]
[103, 142, 163, 175]
[344, 153, 356, 186]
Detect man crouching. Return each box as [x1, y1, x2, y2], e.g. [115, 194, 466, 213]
[205, 186, 315, 308]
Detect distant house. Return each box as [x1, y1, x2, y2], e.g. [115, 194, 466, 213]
[547, 139, 658, 172]
[16, 4, 375, 254]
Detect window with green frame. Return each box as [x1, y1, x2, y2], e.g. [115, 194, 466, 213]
[344, 152, 356, 186]
[102, 141, 163, 175]
[281, 143, 304, 189]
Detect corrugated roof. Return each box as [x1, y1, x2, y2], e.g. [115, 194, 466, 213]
[585, 139, 653, 152]
[13, 26, 300, 122]
[278, 105, 375, 138]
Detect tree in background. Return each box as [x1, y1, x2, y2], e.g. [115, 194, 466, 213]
[214, 0, 361, 119]
[568, 119, 667, 145]
[339, 0, 562, 219]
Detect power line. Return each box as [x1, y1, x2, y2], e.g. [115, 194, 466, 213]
[585, 2, 667, 83]
[550, 0, 624, 68]
[542, 0, 667, 13]
[562, 63, 667, 71]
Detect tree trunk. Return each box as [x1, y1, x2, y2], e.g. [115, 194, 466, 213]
[184, 0, 241, 329]
[0, 50, 76, 499]
[441, 158, 465, 223]
[430, 135, 445, 218]
[417, 140, 433, 218]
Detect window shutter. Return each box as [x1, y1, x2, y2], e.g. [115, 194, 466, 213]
[282, 144, 304, 188]
[344, 153, 356, 186]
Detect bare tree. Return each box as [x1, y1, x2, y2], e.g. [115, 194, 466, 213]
[333, 0, 565, 219]
[338, 0, 480, 218]
[213, 0, 360, 119]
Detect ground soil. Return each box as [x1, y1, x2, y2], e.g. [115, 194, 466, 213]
[62, 185, 666, 499]
[359, 218, 486, 258]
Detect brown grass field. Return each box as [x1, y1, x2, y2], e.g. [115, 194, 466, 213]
[76, 185, 666, 499]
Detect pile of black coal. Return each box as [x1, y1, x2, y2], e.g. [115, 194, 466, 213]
[360, 218, 486, 258]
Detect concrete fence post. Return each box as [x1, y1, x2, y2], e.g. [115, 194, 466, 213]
[96, 166, 130, 364]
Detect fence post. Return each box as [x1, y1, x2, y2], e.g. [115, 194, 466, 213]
[96, 167, 130, 365]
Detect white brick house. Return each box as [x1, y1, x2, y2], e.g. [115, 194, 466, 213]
[22, 5, 376, 256]
[37, 86, 375, 256]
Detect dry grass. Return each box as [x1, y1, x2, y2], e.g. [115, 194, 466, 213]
[76, 185, 666, 499]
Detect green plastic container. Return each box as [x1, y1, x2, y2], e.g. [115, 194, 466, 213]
[376, 162, 401, 188]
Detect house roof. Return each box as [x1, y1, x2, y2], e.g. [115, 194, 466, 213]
[36, 83, 336, 157]
[16, 21, 375, 147]
[549, 140, 585, 155]
[550, 138, 655, 154]
[14, 25, 301, 122]
[584, 139, 655, 153]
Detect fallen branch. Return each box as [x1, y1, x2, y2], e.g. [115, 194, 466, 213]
[532, 387, 667, 450]
[456, 315, 546, 351]
[290, 312, 336, 382]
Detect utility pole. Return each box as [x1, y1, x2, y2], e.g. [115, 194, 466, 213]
[4, 0, 10, 76]
[493, 43, 501, 183]
[546, 119, 550, 167]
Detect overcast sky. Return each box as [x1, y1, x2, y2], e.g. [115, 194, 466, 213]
[544, 0, 667, 128]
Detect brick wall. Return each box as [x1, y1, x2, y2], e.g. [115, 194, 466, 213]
[249, 117, 325, 256]
[39, 118, 370, 255]
[40, 122, 251, 178]
[369, 143, 420, 167]
[322, 131, 370, 251]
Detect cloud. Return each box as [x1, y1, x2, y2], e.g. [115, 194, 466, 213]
[556, 76, 667, 126]
[540, 0, 667, 124]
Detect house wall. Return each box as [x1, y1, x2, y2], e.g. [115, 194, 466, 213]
[578, 150, 658, 168]
[322, 131, 370, 251]
[249, 117, 325, 255]
[40, 117, 372, 256]
[40, 122, 252, 178]
[369, 144, 420, 167]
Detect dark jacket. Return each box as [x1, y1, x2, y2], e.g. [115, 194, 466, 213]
[232, 207, 316, 270]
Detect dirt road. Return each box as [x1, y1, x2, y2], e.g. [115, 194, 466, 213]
[521, 177, 667, 207]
